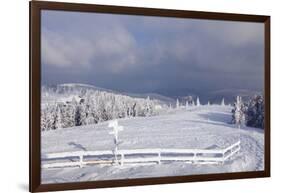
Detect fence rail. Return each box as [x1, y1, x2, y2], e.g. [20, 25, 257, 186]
[42, 141, 240, 169]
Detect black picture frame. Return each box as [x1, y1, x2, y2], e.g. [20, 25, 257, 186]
[30, 1, 270, 192]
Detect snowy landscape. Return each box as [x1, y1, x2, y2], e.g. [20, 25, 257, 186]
[40, 84, 264, 184]
[40, 10, 265, 184]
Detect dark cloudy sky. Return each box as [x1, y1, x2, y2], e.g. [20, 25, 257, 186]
[41, 10, 264, 96]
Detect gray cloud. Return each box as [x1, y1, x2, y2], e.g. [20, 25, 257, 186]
[42, 21, 139, 73]
[41, 10, 264, 95]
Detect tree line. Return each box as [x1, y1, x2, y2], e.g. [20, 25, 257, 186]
[41, 91, 161, 131]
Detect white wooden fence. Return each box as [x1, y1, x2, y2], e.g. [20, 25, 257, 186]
[42, 141, 240, 169]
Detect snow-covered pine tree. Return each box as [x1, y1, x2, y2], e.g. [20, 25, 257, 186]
[80, 100, 88, 125]
[41, 108, 48, 131]
[103, 95, 114, 120]
[221, 98, 225, 106]
[41, 88, 164, 131]
[133, 102, 138, 117]
[150, 100, 157, 115]
[54, 104, 63, 129]
[43, 105, 54, 130]
[43, 105, 56, 131]
[185, 100, 189, 109]
[144, 96, 151, 116]
[99, 92, 109, 121]
[176, 99, 180, 109]
[207, 101, 210, 106]
[113, 100, 121, 119]
[83, 92, 94, 125]
[196, 97, 201, 106]
[232, 96, 246, 129]
[74, 104, 84, 126]
[246, 95, 264, 128]
[62, 103, 75, 127]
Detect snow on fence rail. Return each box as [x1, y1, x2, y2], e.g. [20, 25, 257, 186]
[42, 141, 240, 169]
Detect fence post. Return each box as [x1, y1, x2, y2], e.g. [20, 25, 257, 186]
[79, 155, 83, 168]
[158, 151, 161, 164]
[121, 153, 124, 166]
[193, 153, 197, 164]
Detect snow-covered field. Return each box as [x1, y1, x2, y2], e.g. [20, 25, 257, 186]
[41, 105, 264, 184]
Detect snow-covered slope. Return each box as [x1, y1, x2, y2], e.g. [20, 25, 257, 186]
[41, 105, 264, 183]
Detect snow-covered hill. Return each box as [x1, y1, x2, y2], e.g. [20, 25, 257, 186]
[41, 105, 264, 183]
[42, 83, 175, 105]
[207, 89, 262, 104]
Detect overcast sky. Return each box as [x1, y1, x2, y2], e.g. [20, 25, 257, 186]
[41, 10, 264, 96]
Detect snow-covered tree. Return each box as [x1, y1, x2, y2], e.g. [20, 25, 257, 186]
[71, 97, 86, 126]
[207, 101, 210, 106]
[41, 89, 164, 131]
[54, 104, 63, 129]
[42, 105, 57, 131]
[61, 104, 75, 127]
[176, 99, 180, 109]
[246, 95, 264, 129]
[185, 100, 189, 109]
[41, 108, 48, 131]
[196, 97, 201, 106]
[232, 96, 246, 128]
[74, 105, 83, 126]
[144, 96, 152, 116]
[221, 98, 225, 106]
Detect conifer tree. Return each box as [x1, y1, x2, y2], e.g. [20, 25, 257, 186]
[176, 99, 180, 109]
[185, 100, 189, 109]
[196, 97, 201, 106]
[246, 95, 264, 128]
[221, 98, 225, 106]
[232, 96, 246, 128]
